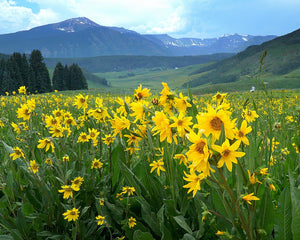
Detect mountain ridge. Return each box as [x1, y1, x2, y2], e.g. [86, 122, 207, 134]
[0, 17, 277, 58]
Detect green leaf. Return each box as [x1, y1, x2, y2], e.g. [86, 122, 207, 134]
[0, 236, 14, 240]
[133, 230, 154, 240]
[258, 188, 274, 235]
[289, 173, 300, 239]
[22, 203, 34, 216]
[173, 215, 192, 234]
[275, 186, 292, 240]
[182, 233, 196, 240]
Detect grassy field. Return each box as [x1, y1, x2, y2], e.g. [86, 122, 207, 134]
[0, 85, 299, 239]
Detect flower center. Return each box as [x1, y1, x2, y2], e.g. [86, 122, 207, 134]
[177, 120, 183, 126]
[238, 131, 244, 138]
[195, 141, 205, 154]
[222, 149, 230, 157]
[210, 117, 223, 131]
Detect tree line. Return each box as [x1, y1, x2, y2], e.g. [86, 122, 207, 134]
[0, 49, 88, 95]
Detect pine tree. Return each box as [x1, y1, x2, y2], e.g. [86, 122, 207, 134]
[52, 62, 66, 91]
[68, 64, 88, 90]
[7, 55, 22, 91]
[64, 65, 70, 90]
[29, 49, 52, 93]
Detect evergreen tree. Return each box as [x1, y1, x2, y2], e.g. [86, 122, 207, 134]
[68, 64, 88, 90]
[7, 55, 22, 90]
[64, 65, 71, 90]
[29, 49, 52, 93]
[52, 62, 66, 91]
[0, 58, 5, 95]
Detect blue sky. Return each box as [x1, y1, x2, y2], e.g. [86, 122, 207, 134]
[0, 0, 300, 38]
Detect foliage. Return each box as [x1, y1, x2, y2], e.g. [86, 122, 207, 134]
[0, 83, 299, 240]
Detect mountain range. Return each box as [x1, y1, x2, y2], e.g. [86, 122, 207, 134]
[0, 17, 276, 58]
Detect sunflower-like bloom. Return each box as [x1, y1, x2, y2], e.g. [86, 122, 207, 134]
[170, 113, 192, 138]
[10, 147, 25, 160]
[234, 120, 252, 145]
[37, 138, 55, 152]
[102, 134, 114, 145]
[183, 169, 205, 197]
[122, 186, 135, 196]
[242, 109, 259, 123]
[134, 84, 151, 101]
[186, 130, 212, 176]
[247, 170, 261, 185]
[49, 126, 64, 138]
[195, 105, 235, 141]
[11, 122, 21, 134]
[45, 115, 61, 128]
[159, 82, 173, 106]
[96, 215, 105, 225]
[74, 94, 88, 110]
[110, 116, 131, 136]
[17, 104, 31, 121]
[128, 217, 137, 228]
[212, 92, 227, 104]
[18, 86, 26, 95]
[242, 193, 260, 205]
[91, 158, 103, 169]
[152, 111, 173, 143]
[63, 208, 80, 222]
[174, 92, 192, 113]
[28, 160, 39, 174]
[212, 139, 245, 172]
[149, 159, 166, 176]
[91, 107, 109, 122]
[77, 132, 90, 143]
[52, 109, 64, 120]
[130, 101, 146, 122]
[58, 185, 77, 199]
[174, 154, 188, 166]
[124, 132, 142, 147]
[71, 176, 84, 191]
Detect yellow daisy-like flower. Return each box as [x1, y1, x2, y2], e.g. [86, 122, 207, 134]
[58, 185, 77, 199]
[17, 104, 31, 121]
[77, 132, 90, 143]
[152, 111, 173, 143]
[242, 109, 259, 123]
[102, 134, 114, 145]
[174, 92, 192, 113]
[269, 184, 276, 191]
[91, 158, 103, 169]
[18, 86, 26, 95]
[149, 159, 166, 176]
[259, 168, 269, 175]
[212, 92, 227, 104]
[124, 133, 142, 147]
[71, 176, 84, 191]
[183, 169, 205, 197]
[186, 130, 212, 176]
[96, 215, 105, 225]
[62, 156, 69, 162]
[174, 154, 188, 166]
[170, 113, 193, 138]
[212, 139, 245, 172]
[134, 84, 151, 101]
[63, 208, 80, 222]
[99, 198, 104, 205]
[37, 138, 55, 152]
[242, 193, 260, 205]
[28, 160, 39, 174]
[45, 158, 53, 165]
[234, 120, 252, 145]
[11, 122, 21, 134]
[49, 126, 64, 138]
[247, 170, 261, 185]
[122, 186, 135, 196]
[196, 105, 235, 141]
[10, 147, 25, 160]
[74, 94, 88, 110]
[128, 217, 137, 228]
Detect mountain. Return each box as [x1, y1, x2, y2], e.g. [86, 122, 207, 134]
[144, 34, 277, 55]
[183, 28, 300, 91]
[0, 17, 276, 58]
[0, 17, 168, 57]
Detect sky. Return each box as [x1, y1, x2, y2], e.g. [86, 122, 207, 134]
[0, 0, 300, 38]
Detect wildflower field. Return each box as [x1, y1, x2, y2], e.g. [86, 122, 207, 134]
[0, 84, 299, 240]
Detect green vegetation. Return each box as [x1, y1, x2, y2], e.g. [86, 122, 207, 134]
[44, 54, 233, 73]
[184, 28, 300, 90]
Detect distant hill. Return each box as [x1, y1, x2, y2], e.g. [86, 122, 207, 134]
[183, 28, 300, 90]
[44, 54, 234, 73]
[144, 34, 276, 55]
[0, 17, 276, 58]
